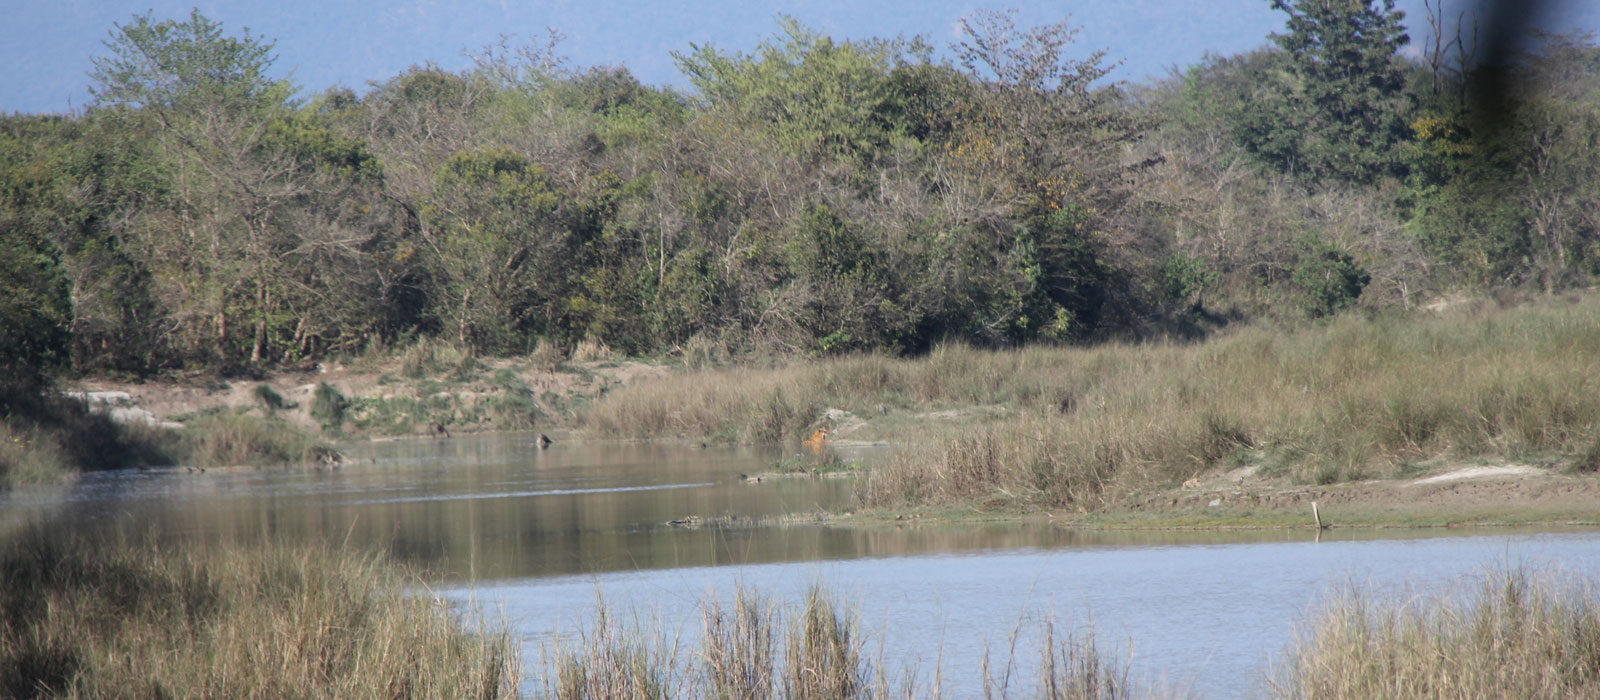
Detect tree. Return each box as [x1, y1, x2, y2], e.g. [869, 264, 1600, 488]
[419, 148, 569, 352]
[1410, 33, 1600, 293]
[946, 10, 1149, 338]
[673, 17, 922, 165]
[0, 219, 71, 377]
[1242, 0, 1412, 183]
[88, 9, 282, 116]
[88, 10, 380, 367]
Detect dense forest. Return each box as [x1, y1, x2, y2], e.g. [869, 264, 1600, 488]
[3, 1, 1598, 377]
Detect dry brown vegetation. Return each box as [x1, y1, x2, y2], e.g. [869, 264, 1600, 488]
[0, 536, 519, 700]
[587, 296, 1600, 512]
[1273, 569, 1600, 700]
[543, 566, 1600, 700]
[545, 586, 1140, 700]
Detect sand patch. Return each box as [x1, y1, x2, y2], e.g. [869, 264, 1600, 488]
[1409, 465, 1545, 486]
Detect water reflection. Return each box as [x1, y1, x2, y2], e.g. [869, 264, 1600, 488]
[6, 433, 1600, 698]
[3, 433, 1594, 584]
[467, 530, 1600, 700]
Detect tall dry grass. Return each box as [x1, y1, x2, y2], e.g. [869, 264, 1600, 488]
[181, 412, 336, 467]
[588, 297, 1600, 509]
[0, 536, 518, 700]
[1273, 568, 1600, 700]
[544, 586, 1143, 700]
[864, 299, 1600, 509]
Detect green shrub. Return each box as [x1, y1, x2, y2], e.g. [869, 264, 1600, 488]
[1292, 236, 1370, 319]
[253, 383, 287, 412]
[310, 382, 347, 433]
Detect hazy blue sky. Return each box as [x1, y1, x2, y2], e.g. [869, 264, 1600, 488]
[5, 1, 1599, 114]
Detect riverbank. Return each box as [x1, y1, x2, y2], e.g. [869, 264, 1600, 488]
[32, 294, 1600, 530]
[829, 460, 1600, 531]
[68, 342, 668, 441]
[1, 345, 668, 487]
[588, 295, 1600, 528]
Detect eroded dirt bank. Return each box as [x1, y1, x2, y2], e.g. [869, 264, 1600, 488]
[68, 357, 670, 438]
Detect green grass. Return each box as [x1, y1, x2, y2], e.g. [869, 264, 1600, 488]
[0, 536, 518, 700]
[772, 451, 865, 475]
[585, 296, 1600, 512]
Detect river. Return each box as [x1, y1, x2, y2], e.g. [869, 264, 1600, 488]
[2, 433, 1596, 698]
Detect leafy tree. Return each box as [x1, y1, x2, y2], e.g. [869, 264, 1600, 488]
[420, 148, 568, 352]
[674, 17, 923, 165]
[780, 203, 920, 354]
[89, 10, 314, 366]
[1242, 0, 1412, 183]
[88, 9, 283, 115]
[1409, 33, 1600, 292]
[0, 217, 71, 376]
[947, 10, 1148, 338]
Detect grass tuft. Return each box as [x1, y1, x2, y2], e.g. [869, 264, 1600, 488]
[0, 536, 519, 700]
[544, 585, 1145, 700]
[181, 412, 334, 467]
[1273, 568, 1600, 700]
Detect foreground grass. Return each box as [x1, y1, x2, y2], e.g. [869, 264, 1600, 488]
[585, 297, 1600, 512]
[0, 537, 518, 700]
[546, 586, 1137, 700]
[548, 567, 1600, 700]
[4, 535, 1589, 700]
[1274, 568, 1600, 700]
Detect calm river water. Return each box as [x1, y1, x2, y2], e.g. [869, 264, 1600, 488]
[3, 433, 1597, 699]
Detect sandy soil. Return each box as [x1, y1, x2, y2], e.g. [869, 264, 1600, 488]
[1107, 463, 1600, 528]
[68, 357, 671, 437]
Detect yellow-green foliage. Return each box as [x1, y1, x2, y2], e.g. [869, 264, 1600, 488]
[0, 537, 519, 700]
[1274, 569, 1600, 700]
[590, 297, 1600, 509]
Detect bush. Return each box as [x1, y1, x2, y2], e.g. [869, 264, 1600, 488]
[1291, 236, 1369, 319]
[253, 383, 287, 412]
[310, 382, 347, 433]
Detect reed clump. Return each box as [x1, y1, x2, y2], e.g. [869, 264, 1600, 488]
[1273, 569, 1600, 700]
[545, 586, 1142, 700]
[0, 536, 519, 700]
[181, 412, 336, 467]
[548, 587, 868, 700]
[590, 296, 1600, 509]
